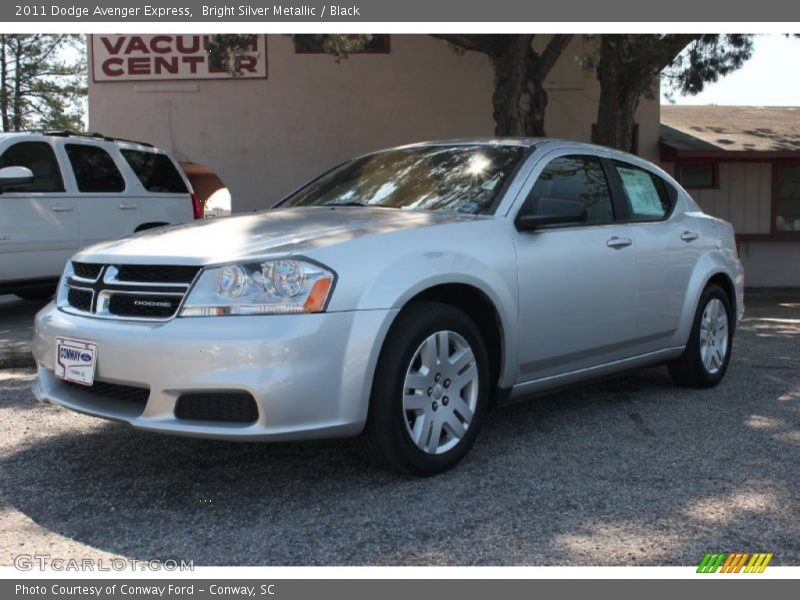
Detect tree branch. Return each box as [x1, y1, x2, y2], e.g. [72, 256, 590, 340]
[538, 34, 574, 76]
[431, 34, 505, 57]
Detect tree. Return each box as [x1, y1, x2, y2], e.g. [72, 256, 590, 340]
[430, 35, 573, 136]
[593, 34, 753, 151]
[209, 34, 574, 137]
[0, 34, 86, 132]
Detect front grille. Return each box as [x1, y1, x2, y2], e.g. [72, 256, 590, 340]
[175, 393, 259, 424]
[67, 287, 92, 312]
[107, 294, 182, 318]
[62, 263, 200, 321]
[64, 380, 150, 406]
[117, 264, 201, 284]
[72, 262, 103, 280]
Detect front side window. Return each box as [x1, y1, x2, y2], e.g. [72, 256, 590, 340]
[120, 149, 188, 193]
[280, 145, 525, 215]
[614, 162, 673, 221]
[775, 164, 800, 232]
[0, 141, 64, 192]
[524, 155, 614, 225]
[65, 144, 125, 193]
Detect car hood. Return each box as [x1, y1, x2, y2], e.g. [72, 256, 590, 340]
[74, 207, 476, 265]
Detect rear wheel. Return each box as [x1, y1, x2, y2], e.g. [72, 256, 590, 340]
[668, 284, 733, 388]
[362, 302, 490, 475]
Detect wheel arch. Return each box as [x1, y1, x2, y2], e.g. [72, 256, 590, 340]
[134, 222, 169, 233]
[393, 282, 510, 405]
[677, 256, 739, 346]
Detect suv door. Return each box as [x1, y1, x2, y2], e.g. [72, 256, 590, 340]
[0, 140, 78, 285]
[609, 160, 700, 350]
[513, 153, 637, 382]
[63, 142, 132, 246]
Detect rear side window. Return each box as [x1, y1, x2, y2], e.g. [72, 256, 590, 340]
[0, 141, 64, 192]
[65, 144, 125, 193]
[613, 162, 673, 221]
[120, 150, 188, 193]
[526, 155, 615, 224]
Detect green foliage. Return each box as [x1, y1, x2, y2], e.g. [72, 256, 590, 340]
[662, 34, 754, 99]
[208, 34, 373, 74]
[0, 34, 86, 132]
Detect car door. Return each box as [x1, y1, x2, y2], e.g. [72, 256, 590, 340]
[608, 159, 701, 351]
[62, 142, 134, 246]
[513, 152, 637, 382]
[0, 140, 79, 284]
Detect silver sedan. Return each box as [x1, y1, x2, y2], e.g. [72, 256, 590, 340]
[32, 139, 744, 475]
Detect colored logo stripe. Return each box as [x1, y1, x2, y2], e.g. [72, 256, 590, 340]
[697, 552, 773, 573]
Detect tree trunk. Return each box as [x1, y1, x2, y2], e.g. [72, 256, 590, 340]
[490, 35, 545, 136]
[593, 36, 641, 151]
[594, 38, 640, 151]
[12, 37, 22, 131]
[0, 35, 9, 132]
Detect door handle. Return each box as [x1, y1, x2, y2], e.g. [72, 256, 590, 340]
[50, 205, 73, 212]
[607, 236, 632, 249]
[117, 203, 138, 210]
[680, 230, 699, 242]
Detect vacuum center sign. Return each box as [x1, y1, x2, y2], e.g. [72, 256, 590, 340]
[91, 34, 268, 82]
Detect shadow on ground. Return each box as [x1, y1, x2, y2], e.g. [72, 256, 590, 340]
[0, 294, 798, 565]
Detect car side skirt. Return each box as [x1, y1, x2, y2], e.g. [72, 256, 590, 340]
[508, 346, 685, 402]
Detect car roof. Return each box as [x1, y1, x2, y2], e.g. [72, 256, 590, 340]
[0, 130, 164, 152]
[392, 137, 646, 162]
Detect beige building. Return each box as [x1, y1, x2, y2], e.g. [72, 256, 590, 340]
[87, 34, 660, 214]
[661, 106, 800, 287]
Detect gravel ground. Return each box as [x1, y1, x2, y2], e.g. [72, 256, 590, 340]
[0, 294, 798, 566]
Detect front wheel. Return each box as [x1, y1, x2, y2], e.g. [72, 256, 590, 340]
[362, 302, 490, 475]
[668, 284, 733, 388]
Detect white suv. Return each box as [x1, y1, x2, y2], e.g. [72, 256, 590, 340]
[0, 131, 201, 300]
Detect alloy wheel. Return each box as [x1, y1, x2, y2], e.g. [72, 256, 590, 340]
[699, 298, 729, 374]
[402, 330, 479, 454]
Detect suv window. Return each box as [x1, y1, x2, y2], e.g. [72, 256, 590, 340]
[65, 144, 125, 193]
[120, 149, 188, 193]
[0, 141, 64, 192]
[525, 155, 614, 224]
[613, 161, 672, 221]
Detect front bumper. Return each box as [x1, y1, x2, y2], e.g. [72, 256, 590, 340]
[32, 302, 397, 440]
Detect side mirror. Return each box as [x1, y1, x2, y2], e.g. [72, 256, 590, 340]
[0, 166, 34, 192]
[515, 196, 588, 231]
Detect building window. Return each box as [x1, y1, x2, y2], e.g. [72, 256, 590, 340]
[774, 164, 800, 233]
[294, 35, 391, 54]
[676, 163, 717, 189]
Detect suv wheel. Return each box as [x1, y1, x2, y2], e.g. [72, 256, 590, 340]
[668, 284, 733, 388]
[362, 301, 490, 475]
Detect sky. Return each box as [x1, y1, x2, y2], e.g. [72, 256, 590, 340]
[664, 34, 800, 106]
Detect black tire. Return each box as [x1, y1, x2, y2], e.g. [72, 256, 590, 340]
[362, 301, 491, 476]
[668, 284, 733, 388]
[15, 288, 55, 301]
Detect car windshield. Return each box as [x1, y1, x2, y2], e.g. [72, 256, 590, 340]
[279, 144, 526, 215]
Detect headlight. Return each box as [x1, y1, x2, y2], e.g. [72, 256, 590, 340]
[180, 259, 335, 317]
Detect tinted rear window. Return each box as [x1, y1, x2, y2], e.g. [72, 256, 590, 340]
[120, 149, 188, 194]
[65, 144, 125, 193]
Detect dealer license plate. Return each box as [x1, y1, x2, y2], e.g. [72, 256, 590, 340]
[55, 337, 97, 386]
